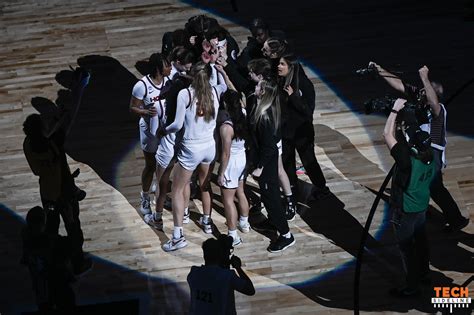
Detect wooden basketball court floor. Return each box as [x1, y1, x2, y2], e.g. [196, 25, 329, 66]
[0, 0, 472, 314]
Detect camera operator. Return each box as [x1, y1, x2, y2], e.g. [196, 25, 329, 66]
[383, 98, 435, 297]
[370, 62, 469, 232]
[187, 236, 255, 315]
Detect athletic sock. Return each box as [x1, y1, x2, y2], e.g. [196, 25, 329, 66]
[228, 229, 238, 238]
[239, 216, 249, 224]
[173, 226, 183, 239]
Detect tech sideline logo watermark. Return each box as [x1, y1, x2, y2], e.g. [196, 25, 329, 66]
[432, 287, 471, 313]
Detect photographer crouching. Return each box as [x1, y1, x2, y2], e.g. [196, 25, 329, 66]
[383, 98, 435, 297]
[369, 62, 469, 232]
[187, 235, 255, 314]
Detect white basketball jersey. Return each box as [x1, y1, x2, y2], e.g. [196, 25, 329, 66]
[135, 75, 170, 131]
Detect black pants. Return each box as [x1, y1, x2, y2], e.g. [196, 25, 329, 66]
[282, 125, 326, 190]
[258, 155, 290, 235]
[430, 149, 464, 226]
[42, 198, 84, 264]
[392, 209, 429, 290]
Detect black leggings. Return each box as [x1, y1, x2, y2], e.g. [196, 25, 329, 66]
[258, 154, 289, 235]
[282, 125, 326, 190]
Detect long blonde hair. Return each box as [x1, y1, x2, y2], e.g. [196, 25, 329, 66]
[190, 62, 214, 122]
[252, 79, 280, 135]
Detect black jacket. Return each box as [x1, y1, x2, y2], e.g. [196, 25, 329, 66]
[223, 59, 254, 96]
[237, 29, 287, 69]
[254, 107, 280, 170]
[280, 65, 315, 139]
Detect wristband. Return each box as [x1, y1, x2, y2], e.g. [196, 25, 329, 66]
[391, 109, 399, 114]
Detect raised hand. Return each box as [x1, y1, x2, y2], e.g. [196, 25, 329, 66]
[418, 65, 429, 80]
[284, 85, 294, 96]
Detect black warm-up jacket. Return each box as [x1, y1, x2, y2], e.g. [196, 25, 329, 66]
[280, 65, 315, 140]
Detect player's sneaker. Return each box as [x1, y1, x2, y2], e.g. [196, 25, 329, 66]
[232, 234, 242, 247]
[238, 220, 251, 233]
[162, 236, 188, 252]
[144, 213, 163, 230]
[140, 192, 152, 215]
[183, 207, 190, 224]
[198, 216, 213, 234]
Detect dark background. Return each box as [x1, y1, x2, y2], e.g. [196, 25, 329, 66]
[185, 0, 474, 136]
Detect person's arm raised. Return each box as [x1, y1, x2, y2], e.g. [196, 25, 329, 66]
[214, 64, 234, 92]
[369, 61, 405, 93]
[419, 65, 441, 117]
[383, 98, 406, 150]
[230, 255, 255, 296]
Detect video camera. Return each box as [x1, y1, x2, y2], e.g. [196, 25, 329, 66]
[364, 95, 431, 127]
[216, 234, 234, 269]
[358, 64, 431, 127]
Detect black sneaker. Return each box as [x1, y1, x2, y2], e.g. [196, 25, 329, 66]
[267, 234, 295, 253]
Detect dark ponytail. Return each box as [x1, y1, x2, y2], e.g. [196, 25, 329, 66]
[170, 46, 195, 64]
[221, 90, 248, 141]
[147, 53, 164, 78]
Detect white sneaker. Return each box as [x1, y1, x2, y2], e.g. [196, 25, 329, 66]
[198, 216, 213, 234]
[140, 192, 151, 215]
[162, 236, 188, 252]
[238, 220, 251, 233]
[183, 207, 190, 224]
[144, 213, 163, 230]
[232, 235, 242, 247]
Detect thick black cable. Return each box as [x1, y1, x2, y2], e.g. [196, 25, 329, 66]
[353, 164, 395, 315]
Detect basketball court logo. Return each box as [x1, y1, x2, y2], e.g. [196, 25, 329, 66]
[432, 287, 471, 313]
